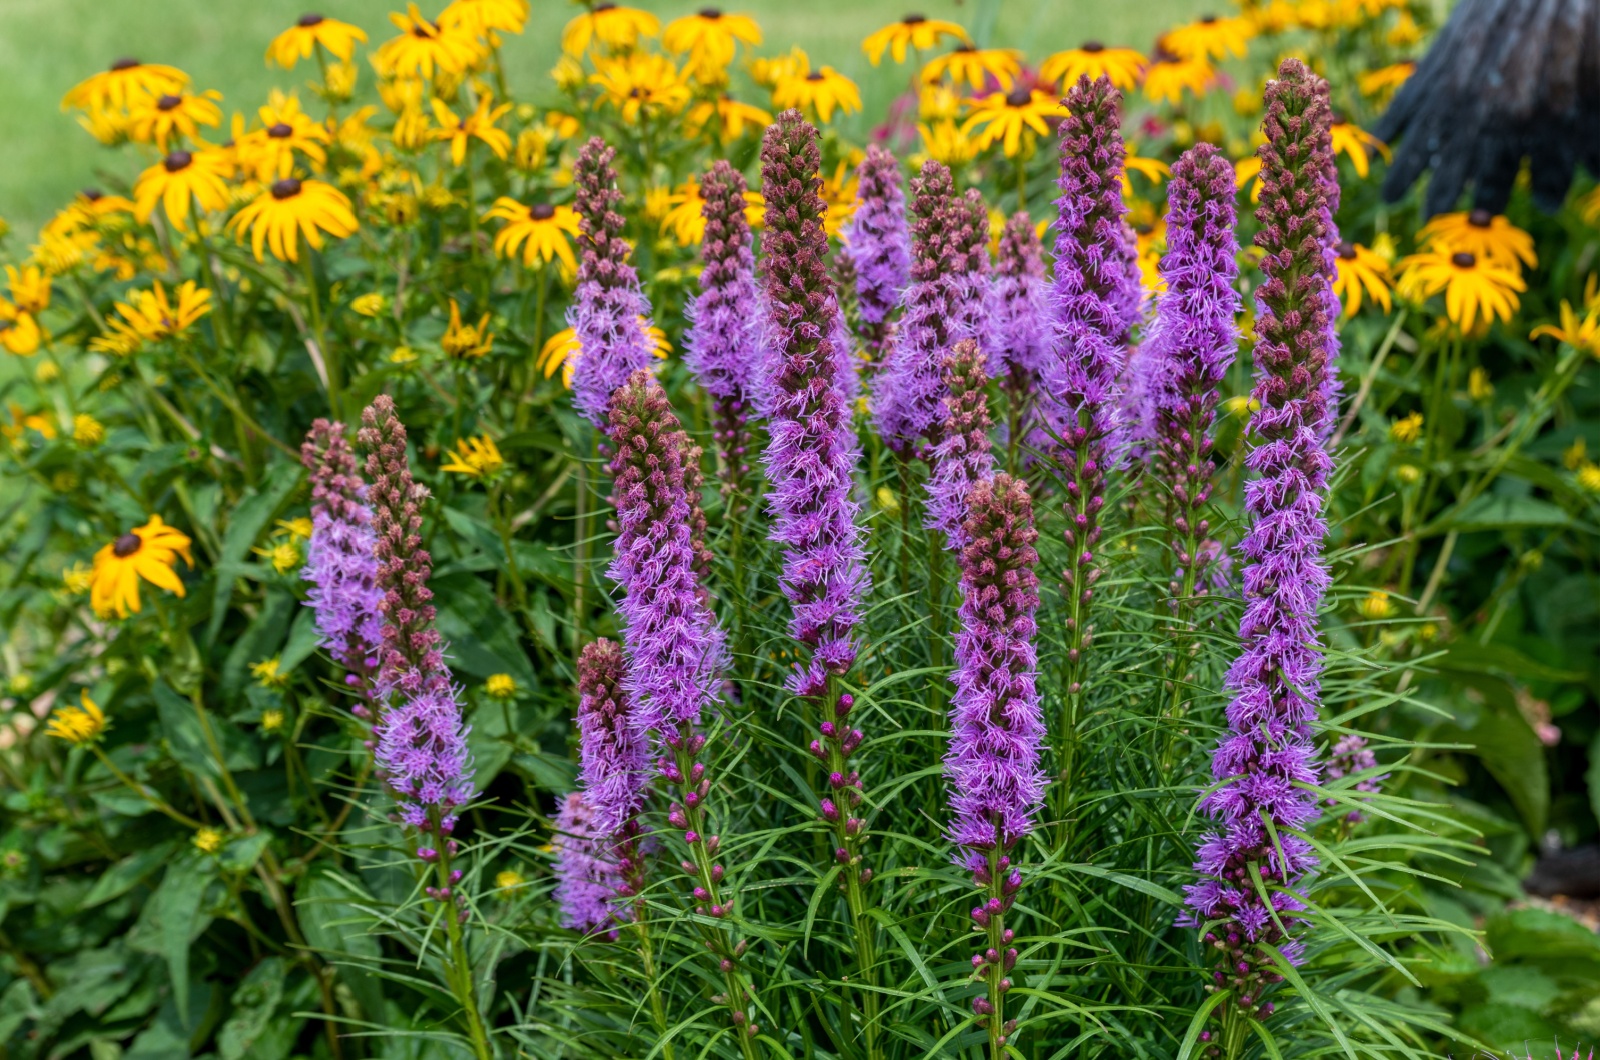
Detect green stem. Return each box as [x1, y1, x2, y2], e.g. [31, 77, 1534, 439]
[572, 440, 594, 657]
[632, 916, 676, 1060]
[979, 845, 1014, 1057]
[432, 830, 494, 1060]
[300, 252, 339, 419]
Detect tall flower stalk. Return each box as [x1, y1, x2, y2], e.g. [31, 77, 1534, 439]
[760, 108, 881, 1058]
[947, 474, 1045, 1057]
[357, 395, 489, 1060]
[925, 339, 996, 550]
[604, 370, 759, 1054]
[1046, 75, 1137, 809]
[989, 212, 1050, 469]
[845, 144, 911, 370]
[1183, 59, 1338, 1056]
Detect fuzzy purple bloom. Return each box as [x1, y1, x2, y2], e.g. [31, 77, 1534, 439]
[760, 109, 873, 698]
[1324, 735, 1384, 823]
[873, 163, 989, 458]
[925, 340, 996, 549]
[300, 420, 384, 687]
[553, 791, 627, 935]
[576, 638, 650, 839]
[988, 212, 1051, 394]
[569, 137, 657, 428]
[1184, 61, 1340, 992]
[845, 144, 912, 365]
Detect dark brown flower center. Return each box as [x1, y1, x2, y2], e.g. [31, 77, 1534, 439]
[806, 70, 825, 81]
[157, 94, 183, 111]
[954, 42, 975, 53]
[1337, 242, 1356, 260]
[164, 151, 193, 172]
[82, 188, 104, 202]
[271, 178, 303, 199]
[698, 6, 722, 17]
[1451, 251, 1476, 268]
[1468, 208, 1493, 228]
[1081, 40, 1104, 52]
[1200, 13, 1218, 23]
[110, 57, 140, 71]
[903, 13, 926, 24]
[1006, 86, 1031, 107]
[595, 1, 617, 9]
[530, 202, 556, 220]
[268, 122, 294, 138]
[298, 12, 324, 27]
[113, 532, 143, 558]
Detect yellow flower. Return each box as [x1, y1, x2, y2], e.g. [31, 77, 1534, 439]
[261, 708, 286, 732]
[1135, 219, 1167, 294]
[1040, 43, 1145, 92]
[439, 0, 530, 37]
[276, 517, 313, 541]
[1333, 242, 1392, 317]
[62, 58, 187, 112]
[1468, 366, 1494, 402]
[685, 95, 774, 141]
[64, 563, 95, 594]
[268, 14, 368, 68]
[228, 178, 359, 263]
[389, 345, 418, 365]
[77, 107, 131, 146]
[0, 308, 42, 356]
[1565, 437, 1587, 469]
[1359, 61, 1414, 102]
[253, 541, 301, 574]
[495, 869, 526, 891]
[46, 693, 107, 745]
[92, 280, 213, 355]
[132, 149, 232, 230]
[351, 293, 388, 317]
[1143, 52, 1215, 104]
[772, 63, 861, 124]
[442, 299, 494, 359]
[251, 657, 291, 688]
[1396, 251, 1525, 333]
[818, 161, 860, 237]
[1577, 462, 1600, 493]
[562, 3, 660, 55]
[1121, 152, 1171, 196]
[441, 434, 504, 477]
[6, 266, 51, 316]
[127, 90, 222, 152]
[1160, 16, 1253, 62]
[538, 327, 581, 386]
[875, 485, 901, 515]
[663, 9, 762, 78]
[35, 360, 60, 384]
[240, 92, 332, 182]
[192, 828, 224, 855]
[320, 61, 360, 103]
[1387, 10, 1423, 46]
[1223, 394, 1260, 418]
[1358, 590, 1395, 620]
[1418, 210, 1537, 274]
[921, 45, 1022, 91]
[863, 15, 968, 65]
[748, 46, 807, 89]
[962, 87, 1058, 158]
[917, 119, 978, 167]
[1388, 411, 1423, 444]
[90, 515, 193, 619]
[2, 404, 56, 442]
[1529, 300, 1600, 357]
[485, 673, 518, 699]
[1328, 120, 1390, 179]
[376, 4, 483, 78]
[73, 414, 106, 446]
[485, 199, 579, 268]
[591, 53, 692, 122]
[431, 95, 512, 166]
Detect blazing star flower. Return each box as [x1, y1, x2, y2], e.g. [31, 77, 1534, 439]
[843, 145, 911, 367]
[924, 340, 996, 549]
[296, 421, 384, 683]
[1185, 61, 1341, 1024]
[552, 790, 626, 935]
[988, 211, 1051, 427]
[568, 138, 659, 428]
[575, 637, 650, 840]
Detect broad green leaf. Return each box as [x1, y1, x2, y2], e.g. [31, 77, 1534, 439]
[155, 857, 216, 1027]
[1440, 698, 1549, 835]
[217, 957, 289, 1060]
[207, 461, 303, 645]
[220, 589, 296, 701]
[154, 680, 259, 779]
[80, 841, 181, 910]
[433, 572, 535, 686]
[278, 605, 324, 672]
[296, 866, 385, 1020]
[1446, 493, 1568, 531]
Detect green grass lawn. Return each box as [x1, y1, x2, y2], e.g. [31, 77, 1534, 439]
[0, 0, 1207, 237]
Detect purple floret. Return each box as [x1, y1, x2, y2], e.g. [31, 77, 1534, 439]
[553, 791, 627, 935]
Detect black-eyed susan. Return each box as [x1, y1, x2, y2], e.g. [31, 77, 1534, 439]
[46, 693, 106, 744]
[485, 199, 580, 269]
[1388, 410, 1423, 444]
[660, 180, 709, 246]
[561, 3, 661, 57]
[1357, 590, 1395, 620]
[1530, 300, 1600, 357]
[1122, 152, 1171, 196]
[591, 54, 692, 122]
[90, 515, 193, 618]
[961, 87, 1057, 158]
[917, 119, 978, 167]
[127, 90, 222, 151]
[685, 95, 773, 141]
[228, 178, 359, 263]
[441, 434, 505, 476]
[1160, 15, 1254, 62]
[1333, 241, 1392, 316]
[1143, 50, 1214, 104]
[748, 46, 807, 89]
[376, 4, 482, 78]
[96, 280, 212, 351]
[1234, 154, 1263, 202]
[276, 517, 314, 541]
[1329, 119, 1389, 178]
[132, 149, 231, 229]
[1134, 218, 1167, 294]
[61, 58, 187, 112]
[431, 95, 512, 165]
[862, 14, 968, 65]
[1359, 61, 1414, 101]
[663, 8, 762, 77]
[241, 91, 333, 181]
[1039, 43, 1146, 92]
[439, 0, 530, 37]
[819, 160, 860, 237]
[1418, 209, 1537, 274]
[442, 299, 494, 359]
[0, 306, 42, 356]
[266, 13, 368, 68]
[63, 562, 95, 595]
[772, 63, 861, 124]
[920, 44, 1022, 91]
[1397, 250, 1526, 333]
[76, 107, 131, 147]
[7, 266, 51, 316]
[537, 326, 580, 386]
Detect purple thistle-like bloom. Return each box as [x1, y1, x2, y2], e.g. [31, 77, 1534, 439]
[685, 161, 762, 503]
[873, 163, 989, 458]
[569, 137, 657, 428]
[925, 340, 996, 550]
[1184, 60, 1339, 999]
[1142, 143, 1241, 603]
[845, 144, 911, 366]
[989, 212, 1051, 395]
[576, 638, 650, 839]
[358, 396, 474, 834]
[553, 791, 627, 936]
[760, 109, 873, 698]
[1324, 735, 1384, 824]
[300, 420, 384, 696]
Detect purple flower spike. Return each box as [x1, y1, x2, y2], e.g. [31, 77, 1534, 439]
[1184, 59, 1340, 1022]
[1143, 143, 1240, 606]
[845, 145, 911, 367]
[925, 340, 996, 550]
[989, 212, 1050, 436]
[760, 109, 872, 699]
[685, 161, 762, 508]
[577, 638, 649, 840]
[553, 791, 627, 936]
[1324, 735, 1384, 824]
[300, 420, 384, 692]
[569, 137, 657, 428]
[873, 162, 989, 459]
